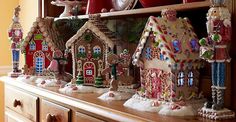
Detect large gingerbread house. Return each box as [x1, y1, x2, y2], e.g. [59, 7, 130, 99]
[132, 9, 202, 102]
[66, 15, 116, 86]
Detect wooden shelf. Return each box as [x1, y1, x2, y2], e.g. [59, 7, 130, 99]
[55, 1, 210, 20]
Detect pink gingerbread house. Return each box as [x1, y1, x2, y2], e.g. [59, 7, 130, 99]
[132, 9, 202, 102]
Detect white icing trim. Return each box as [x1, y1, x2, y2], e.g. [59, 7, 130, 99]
[66, 20, 115, 49]
[132, 16, 201, 68]
[215, 45, 227, 48]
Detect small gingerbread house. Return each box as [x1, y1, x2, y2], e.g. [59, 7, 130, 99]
[21, 17, 63, 76]
[66, 14, 116, 86]
[132, 10, 202, 102]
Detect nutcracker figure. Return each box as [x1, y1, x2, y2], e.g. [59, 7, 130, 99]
[8, 5, 23, 77]
[198, 0, 235, 120]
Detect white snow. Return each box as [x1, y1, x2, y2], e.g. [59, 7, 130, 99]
[123, 94, 162, 112]
[98, 91, 133, 101]
[158, 105, 195, 116]
[16, 75, 37, 83]
[37, 79, 67, 87]
[59, 83, 109, 94]
[124, 94, 200, 117]
[59, 82, 136, 95]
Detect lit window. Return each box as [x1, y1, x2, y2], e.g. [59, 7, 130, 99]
[78, 46, 85, 53]
[93, 46, 101, 54]
[29, 40, 36, 51]
[177, 71, 184, 87]
[145, 47, 152, 60]
[35, 57, 43, 74]
[86, 70, 93, 75]
[42, 41, 48, 51]
[188, 71, 194, 87]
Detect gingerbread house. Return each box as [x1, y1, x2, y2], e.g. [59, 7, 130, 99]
[132, 10, 202, 102]
[21, 17, 71, 76]
[66, 15, 117, 86]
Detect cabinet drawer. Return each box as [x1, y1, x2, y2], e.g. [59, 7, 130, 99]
[75, 112, 105, 122]
[40, 99, 70, 122]
[5, 86, 38, 122]
[5, 108, 33, 122]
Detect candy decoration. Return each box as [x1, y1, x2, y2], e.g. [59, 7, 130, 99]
[199, 38, 207, 46]
[211, 34, 222, 42]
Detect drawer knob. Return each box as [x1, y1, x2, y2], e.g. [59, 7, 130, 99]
[46, 113, 57, 122]
[13, 99, 21, 107]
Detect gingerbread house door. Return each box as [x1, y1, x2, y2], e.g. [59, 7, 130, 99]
[34, 51, 45, 75]
[83, 62, 96, 84]
[148, 69, 162, 99]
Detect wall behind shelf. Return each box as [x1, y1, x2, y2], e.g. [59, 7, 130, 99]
[0, 0, 38, 121]
[0, 1, 19, 121]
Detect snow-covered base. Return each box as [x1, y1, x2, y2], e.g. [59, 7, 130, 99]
[124, 94, 201, 116]
[98, 91, 133, 101]
[59, 83, 109, 94]
[159, 105, 195, 116]
[16, 75, 54, 83]
[37, 79, 67, 87]
[198, 107, 235, 120]
[16, 75, 38, 83]
[59, 83, 136, 95]
[124, 94, 163, 112]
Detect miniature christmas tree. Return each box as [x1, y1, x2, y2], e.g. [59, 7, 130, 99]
[95, 76, 103, 87]
[76, 72, 84, 85]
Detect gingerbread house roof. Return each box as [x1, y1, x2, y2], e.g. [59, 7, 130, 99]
[133, 16, 202, 70]
[66, 15, 116, 48]
[21, 17, 56, 52]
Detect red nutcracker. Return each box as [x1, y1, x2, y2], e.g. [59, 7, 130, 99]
[198, 0, 235, 120]
[8, 5, 23, 77]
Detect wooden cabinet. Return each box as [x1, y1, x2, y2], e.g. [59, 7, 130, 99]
[5, 108, 33, 122]
[2, 76, 236, 122]
[5, 86, 38, 122]
[75, 112, 104, 122]
[40, 100, 70, 122]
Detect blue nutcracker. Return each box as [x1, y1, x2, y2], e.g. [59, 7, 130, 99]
[8, 5, 23, 77]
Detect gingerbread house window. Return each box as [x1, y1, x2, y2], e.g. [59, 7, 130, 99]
[177, 71, 184, 87]
[188, 71, 194, 87]
[160, 53, 164, 60]
[78, 46, 85, 53]
[145, 47, 152, 60]
[93, 46, 101, 53]
[93, 46, 101, 58]
[77, 46, 86, 58]
[42, 41, 48, 51]
[34, 51, 45, 75]
[29, 40, 36, 51]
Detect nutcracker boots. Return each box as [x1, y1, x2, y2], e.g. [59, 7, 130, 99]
[211, 86, 217, 108]
[212, 87, 225, 110]
[204, 86, 217, 108]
